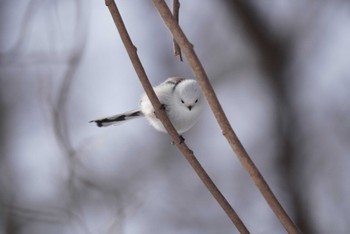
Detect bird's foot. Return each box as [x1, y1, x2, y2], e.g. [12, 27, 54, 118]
[154, 104, 167, 119]
[171, 135, 185, 145]
[160, 104, 167, 111]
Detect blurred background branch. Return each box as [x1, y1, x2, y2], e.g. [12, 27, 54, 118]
[225, 1, 313, 233]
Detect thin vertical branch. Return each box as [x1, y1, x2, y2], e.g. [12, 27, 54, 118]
[172, 0, 182, 61]
[151, 0, 301, 233]
[104, 0, 249, 233]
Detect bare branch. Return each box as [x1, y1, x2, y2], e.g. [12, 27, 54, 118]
[172, 0, 183, 61]
[151, 0, 301, 233]
[104, 0, 249, 233]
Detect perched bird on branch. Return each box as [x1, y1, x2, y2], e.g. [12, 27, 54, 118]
[90, 77, 203, 134]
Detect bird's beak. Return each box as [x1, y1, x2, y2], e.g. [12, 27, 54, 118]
[188, 105, 192, 111]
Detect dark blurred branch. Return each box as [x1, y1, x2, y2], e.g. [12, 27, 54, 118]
[172, 0, 182, 61]
[227, 1, 288, 84]
[52, 0, 87, 157]
[151, 0, 300, 233]
[50, 0, 89, 186]
[104, 0, 249, 233]
[0, 83, 18, 234]
[8, 205, 90, 233]
[49, 0, 89, 229]
[5, 0, 42, 55]
[226, 1, 313, 233]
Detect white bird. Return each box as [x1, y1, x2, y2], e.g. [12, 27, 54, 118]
[90, 77, 204, 135]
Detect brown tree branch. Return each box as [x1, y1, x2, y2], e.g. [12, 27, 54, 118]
[104, 0, 249, 233]
[151, 0, 301, 233]
[172, 0, 183, 61]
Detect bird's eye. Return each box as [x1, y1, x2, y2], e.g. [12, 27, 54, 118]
[181, 99, 184, 104]
[195, 99, 198, 103]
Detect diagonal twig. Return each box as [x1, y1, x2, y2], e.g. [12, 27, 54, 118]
[151, 0, 301, 233]
[104, 0, 249, 233]
[172, 0, 183, 61]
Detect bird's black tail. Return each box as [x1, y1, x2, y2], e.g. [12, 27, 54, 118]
[90, 109, 143, 127]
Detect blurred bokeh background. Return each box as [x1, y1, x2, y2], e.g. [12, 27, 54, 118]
[1, 0, 350, 233]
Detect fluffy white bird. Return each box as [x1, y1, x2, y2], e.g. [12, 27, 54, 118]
[90, 77, 204, 135]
